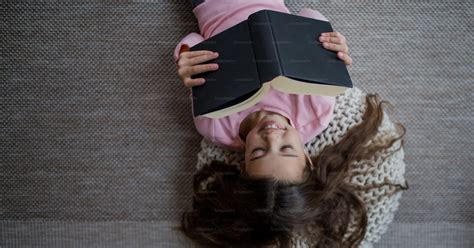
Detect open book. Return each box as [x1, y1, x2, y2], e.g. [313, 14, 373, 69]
[189, 9, 352, 118]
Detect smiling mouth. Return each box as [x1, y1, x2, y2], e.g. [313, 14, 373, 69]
[258, 121, 286, 133]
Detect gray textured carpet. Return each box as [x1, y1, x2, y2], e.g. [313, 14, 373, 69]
[1, 0, 473, 247]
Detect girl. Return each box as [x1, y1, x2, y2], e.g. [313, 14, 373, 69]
[174, 1, 408, 247]
[174, 0, 352, 183]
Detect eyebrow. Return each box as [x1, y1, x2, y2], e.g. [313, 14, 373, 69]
[250, 153, 299, 161]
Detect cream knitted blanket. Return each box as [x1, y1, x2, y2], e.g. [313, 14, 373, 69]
[195, 87, 409, 248]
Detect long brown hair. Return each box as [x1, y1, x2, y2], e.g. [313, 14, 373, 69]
[179, 93, 409, 248]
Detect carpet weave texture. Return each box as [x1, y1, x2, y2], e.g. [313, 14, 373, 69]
[1, 0, 473, 247]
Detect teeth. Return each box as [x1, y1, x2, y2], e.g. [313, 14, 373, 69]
[264, 124, 282, 129]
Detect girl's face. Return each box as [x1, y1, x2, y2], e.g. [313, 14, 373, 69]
[240, 111, 307, 182]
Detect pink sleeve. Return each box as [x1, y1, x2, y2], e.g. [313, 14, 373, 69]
[193, 116, 215, 142]
[173, 32, 206, 63]
[298, 8, 330, 22]
[193, 116, 246, 153]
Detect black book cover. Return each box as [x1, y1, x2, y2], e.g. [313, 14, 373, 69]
[189, 9, 352, 117]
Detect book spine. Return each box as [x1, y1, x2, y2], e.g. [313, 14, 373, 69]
[248, 10, 282, 85]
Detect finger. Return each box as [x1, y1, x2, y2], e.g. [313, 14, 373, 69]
[187, 52, 219, 66]
[321, 31, 345, 41]
[338, 52, 353, 65]
[184, 77, 206, 88]
[322, 42, 348, 53]
[177, 63, 218, 79]
[186, 63, 219, 76]
[319, 35, 344, 46]
[345, 55, 353, 65]
[321, 32, 347, 46]
[181, 50, 215, 59]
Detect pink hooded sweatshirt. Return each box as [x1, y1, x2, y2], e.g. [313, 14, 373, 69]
[173, 0, 336, 152]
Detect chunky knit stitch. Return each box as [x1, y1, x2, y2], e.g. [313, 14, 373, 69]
[195, 87, 409, 248]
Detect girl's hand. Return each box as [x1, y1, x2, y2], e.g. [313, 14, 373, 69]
[176, 45, 220, 88]
[319, 31, 353, 66]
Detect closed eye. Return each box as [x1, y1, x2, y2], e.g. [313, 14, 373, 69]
[281, 145, 293, 151]
[250, 145, 295, 159]
[251, 145, 294, 153]
[250, 147, 265, 156]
